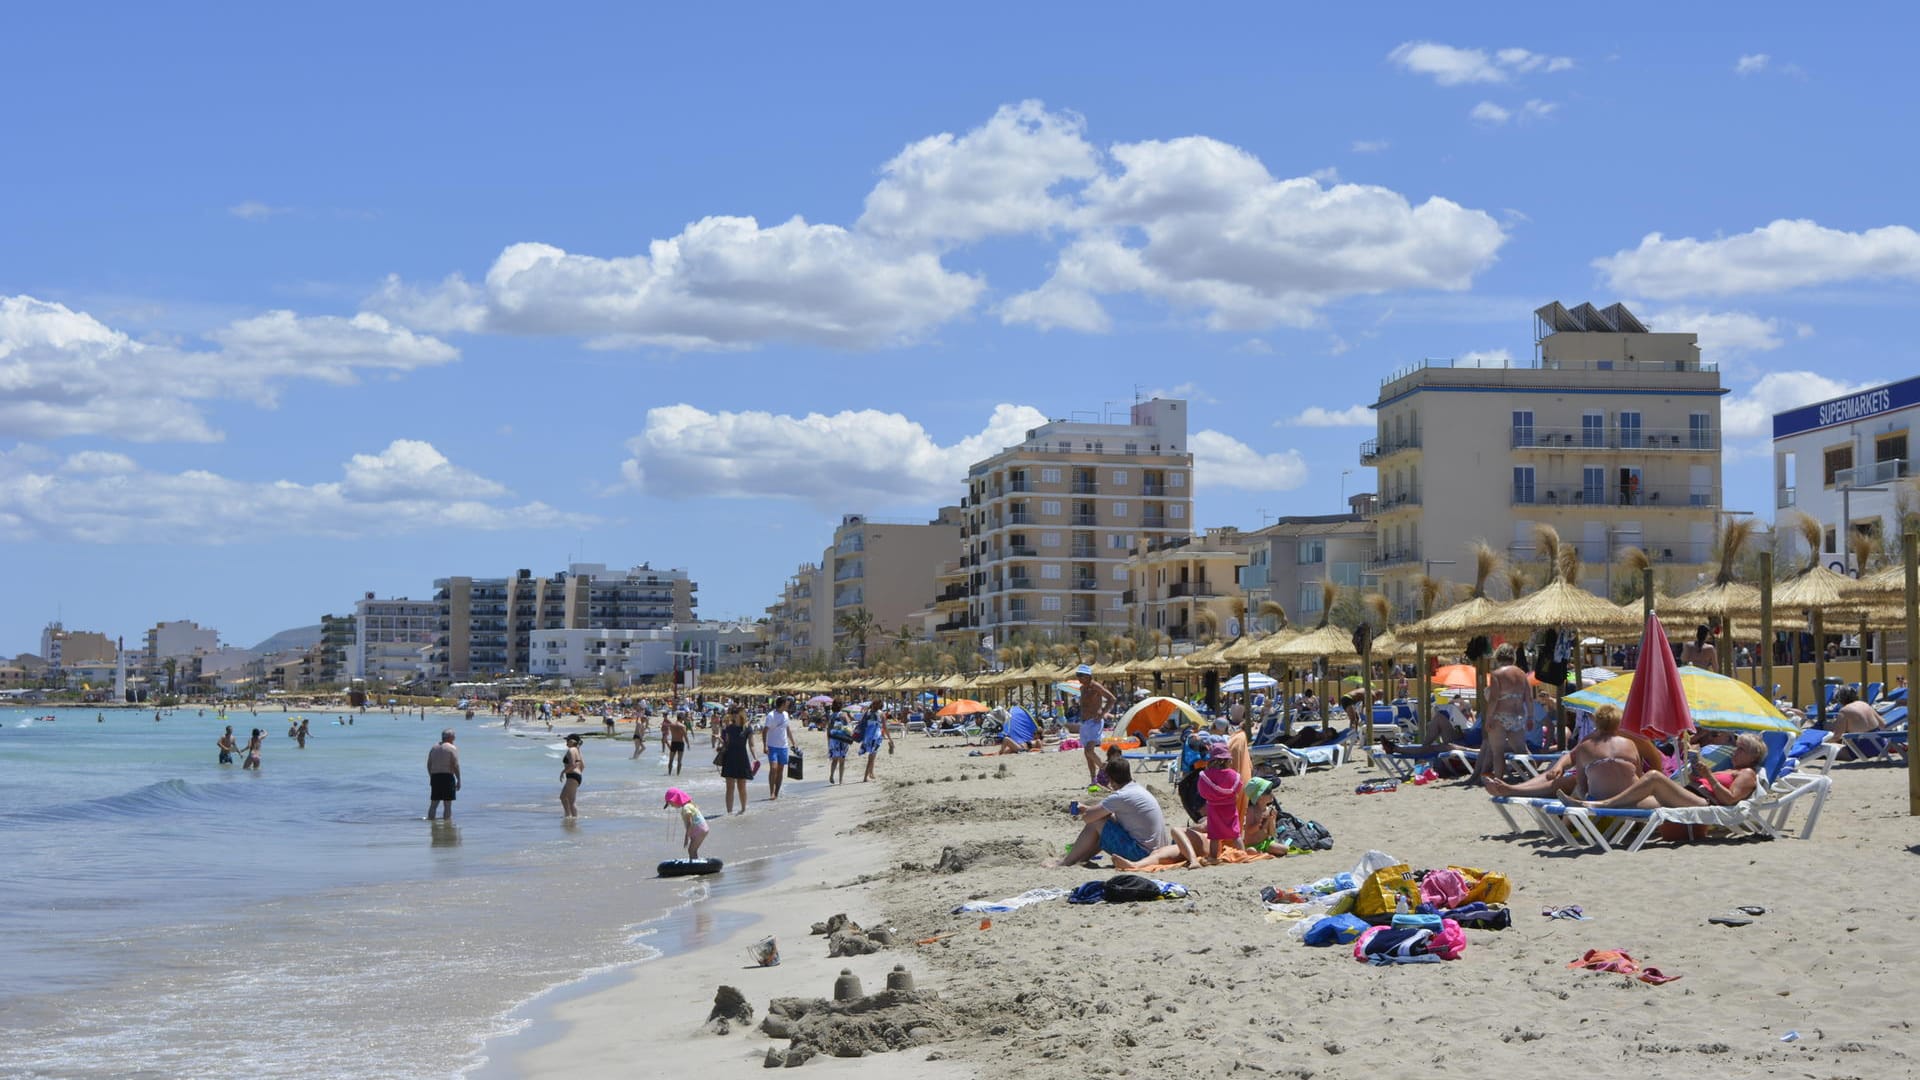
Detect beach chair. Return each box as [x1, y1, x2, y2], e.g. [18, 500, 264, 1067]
[1489, 796, 1583, 848]
[1865, 681, 1884, 705]
[1777, 728, 1841, 777]
[1555, 763, 1831, 853]
[1369, 745, 1448, 781]
[1841, 718, 1908, 763]
[1285, 727, 1358, 770]
[1248, 741, 1304, 776]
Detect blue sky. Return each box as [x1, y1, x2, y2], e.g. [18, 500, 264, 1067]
[4, 4, 1916, 652]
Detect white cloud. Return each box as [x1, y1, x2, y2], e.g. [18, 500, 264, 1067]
[1735, 53, 1770, 75]
[857, 100, 1099, 245]
[1595, 219, 1920, 298]
[0, 295, 458, 443]
[1389, 41, 1572, 86]
[1471, 99, 1557, 125]
[1143, 382, 1217, 404]
[228, 201, 289, 221]
[1233, 338, 1274, 355]
[374, 102, 1504, 348]
[1189, 430, 1308, 492]
[1722, 371, 1874, 440]
[1308, 166, 1341, 184]
[1005, 136, 1506, 331]
[1458, 348, 1515, 368]
[1280, 404, 1373, 427]
[1643, 306, 1810, 365]
[0, 441, 588, 543]
[619, 403, 1049, 506]
[1351, 139, 1390, 154]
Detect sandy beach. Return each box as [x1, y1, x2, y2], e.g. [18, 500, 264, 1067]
[510, 733, 1918, 1079]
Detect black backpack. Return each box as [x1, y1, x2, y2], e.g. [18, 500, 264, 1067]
[1103, 873, 1166, 903]
[1274, 810, 1334, 851]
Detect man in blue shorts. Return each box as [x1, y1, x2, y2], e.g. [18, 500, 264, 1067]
[1075, 664, 1116, 784]
[1046, 759, 1167, 867]
[761, 696, 794, 801]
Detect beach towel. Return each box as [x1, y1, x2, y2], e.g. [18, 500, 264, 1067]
[951, 887, 1071, 914]
[1123, 845, 1276, 871]
[1067, 875, 1189, 904]
[1566, 949, 1680, 984]
[1302, 914, 1369, 946]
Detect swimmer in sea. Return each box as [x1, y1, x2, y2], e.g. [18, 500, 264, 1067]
[243, 728, 263, 770]
[217, 726, 238, 764]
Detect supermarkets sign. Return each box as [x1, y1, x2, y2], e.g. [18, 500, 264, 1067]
[1774, 375, 1920, 439]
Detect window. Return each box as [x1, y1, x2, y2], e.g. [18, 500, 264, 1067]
[1113, 502, 1129, 517]
[1618, 411, 1641, 449]
[1040, 500, 1062, 516]
[1513, 466, 1536, 505]
[1298, 583, 1325, 614]
[1824, 527, 1838, 555]
[1113, 565, 1128, 581]
[1512, 410, 1534, 448]
[1169, 472, 1185, 488]
[1040, 595, 1062, 612]
[1689, 412, 1712, 450]
[1582, 412, 1604, 448]
[1877, 431, 1908, 468]
[1124, 443, 1138, 455]
[1331, 561, 1364, 588]
[1112, 469, 1128, 485]
[1823, 445, 1853, 487]
[1298, 539, 1325, 564]
[1108, 533, 1134, 550]
[1040, 564, 1062, 580]
[1582, 466, 1605, 505]
[1040, 531, 1061, 548]
[1040, 467, 1061, 484]
[1169, 504, 1185, 519]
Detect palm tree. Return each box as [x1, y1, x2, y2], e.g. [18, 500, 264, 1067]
[835, 608, 878, 667]
[1257, 600, 1289, 634]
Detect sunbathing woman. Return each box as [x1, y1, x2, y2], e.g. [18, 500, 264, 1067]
[1571, 731, 1764, 812]
[1487, 704, 1643, 801]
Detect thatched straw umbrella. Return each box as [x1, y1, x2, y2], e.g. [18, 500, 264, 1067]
[1400, 543, 1507, 734]
[1664, 518, 1764, 677]
[1266, 583, 1364, 732]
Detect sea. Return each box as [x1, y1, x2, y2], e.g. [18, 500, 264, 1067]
[0, 705, 804, 1079]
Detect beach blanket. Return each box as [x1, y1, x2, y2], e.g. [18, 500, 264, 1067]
[1124, 845, 1275, 871]
[1066, 875, 1190, 904]
[1566, 949, 1680, 984]
[951, 886, 1070, 914]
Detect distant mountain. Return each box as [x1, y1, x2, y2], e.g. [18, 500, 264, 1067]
[249, 624, 323, 654]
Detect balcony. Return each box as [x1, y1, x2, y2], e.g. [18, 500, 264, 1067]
[1008, 511, 1033, 525]
[1121, 589, 1137, 604]
[1071, 480, 1099, 494]
[1511, 426, 1719, 452]
[934, 617, 971, 633]
[1006, 544, 1037, 557]
[1071, 544, 1098, 558]
[1776, 488, 1797, 509]
[1168, 582, 1217, 598]
[1008, 479, 1032, 493]
[1836, 459, 1909, 486]
[1368, 547, 1421, 570]
[1071, 514, 1099, 526]
[1141, 513, 1168, 529]
[937, 585, 968, 602]
[1515, 486, 1719, 509]
[1068, 611, 1098, 624]
[1141, 481, 1166, 496]
[1072, 578, 1099, 591]
[1367, 493, 1421, 516]
[1359, 434, 1420, 464]
[1007, 575, 1033, 591]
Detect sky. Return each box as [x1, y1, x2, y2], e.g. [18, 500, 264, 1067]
[4, 3, 1918, 652]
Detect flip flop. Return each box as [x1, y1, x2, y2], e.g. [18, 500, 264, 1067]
[1708, 916, 1753, 927]
[1735, 905, 1769, 916]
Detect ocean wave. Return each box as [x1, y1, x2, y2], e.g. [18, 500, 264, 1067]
[1, 777, 261, 826]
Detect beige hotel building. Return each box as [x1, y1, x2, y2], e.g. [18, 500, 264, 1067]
[964, 398, 1194, 641]
[1364, 302, 1725, 618]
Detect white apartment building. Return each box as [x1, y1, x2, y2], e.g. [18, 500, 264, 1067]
[143, 620, 219, 681]
[1238, 504, 1376, 625]
[530, 622, 764, 683]
[1365, 302, 1726, 617]
[352, 595, 440, 684]
[1772, 373, 1917, 574]
[964, 398, 1194, 642]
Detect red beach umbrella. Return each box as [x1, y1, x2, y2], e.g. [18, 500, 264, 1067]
[1621, 612, 1693, 740]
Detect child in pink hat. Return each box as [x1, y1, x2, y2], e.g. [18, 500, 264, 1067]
[664, 787, 709, 859]
[1196, 744, 1244, 864]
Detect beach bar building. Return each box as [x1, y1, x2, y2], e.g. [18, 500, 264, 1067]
[1771, 373, 1918, 575]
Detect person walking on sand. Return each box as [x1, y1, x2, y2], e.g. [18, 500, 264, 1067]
[825, 700, 854, 784]
[1472, 645, 1530, 788]
[427, 728, 461, 821]
[1074, 664, 1117, 785]
[662, 711, 688, 774]
[762, 696, 794, 801]
[859, 699, 894, 783]
[243, 728, 263, 770]
[559, 734, 584, 818]
[216, 726, 238, 765]
[717, 706, 757, 813]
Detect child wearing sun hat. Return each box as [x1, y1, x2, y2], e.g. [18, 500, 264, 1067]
[663, 787, 709, 859]
[1196, 743, 1244, 864]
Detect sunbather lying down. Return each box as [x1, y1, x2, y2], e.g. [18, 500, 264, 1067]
[1486, 704, 1644, 801]
[1567, 732, 1766, 842]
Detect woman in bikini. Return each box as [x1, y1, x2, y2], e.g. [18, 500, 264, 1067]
[559, 734, 584, 818]
[1573, 732, 1764, 814]
[1471, 645, 1532, 787]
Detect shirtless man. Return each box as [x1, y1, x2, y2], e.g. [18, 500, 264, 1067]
[1681, 625, 1718, 670]
[1486, 704, 1642, 801]
[1075, 664, 1117, 784]
[216, 726, 239, 765]
[662, 711, 688, 775]
[426, 729, 461, 821]
[1826, 686, 1883, 746]
[631, 712, 649, 759]
[1472, 645, 1531, 787]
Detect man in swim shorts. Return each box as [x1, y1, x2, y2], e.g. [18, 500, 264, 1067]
[1076, 664, 1116, 784]
[662, 711, 688, 775]
[762, 696, 793, 801]
[217, 726, 238, 765]
[426, 728, 461, 821]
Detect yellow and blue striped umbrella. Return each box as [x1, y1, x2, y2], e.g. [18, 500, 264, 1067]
[1565, 665, 1796, 732]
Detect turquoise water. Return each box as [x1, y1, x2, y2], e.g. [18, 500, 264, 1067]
[0, 706, 802, 1079]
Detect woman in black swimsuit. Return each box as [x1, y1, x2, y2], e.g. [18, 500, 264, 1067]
[717, 706, 757, 814]
[559, 734, 584, 818]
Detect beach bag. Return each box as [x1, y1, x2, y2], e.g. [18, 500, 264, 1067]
[788, 747, 804, 781]
[1450, 865, 1511, 905]
[1274, 811, 1333, 851]
[1177, 771, 1206, 822]
[1442, 902, 1512, 930]
[1302, 914, 1369, 946]
[1427, 918, 1467, 961]
[1103, 874, 1165, 903]
[1354, 926, 1432, 962]
[1419, 868, 1470, 909]
[1352, 864, 1420, 919]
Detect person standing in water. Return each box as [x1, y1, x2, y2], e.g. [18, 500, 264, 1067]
[716, 705, 756, 813]
[216, 726, 238, 765]
[762, 696, 794, 801]
[631, 713, 648, 759]
[243, 728, 263, 770]
[662, 711, 688, 775]
[426, 729, 461, 821]
[295, 718, 309, 749]
[559, 734, 584, 818]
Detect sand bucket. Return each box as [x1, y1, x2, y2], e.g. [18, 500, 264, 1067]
[748, 936, 780, 967]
